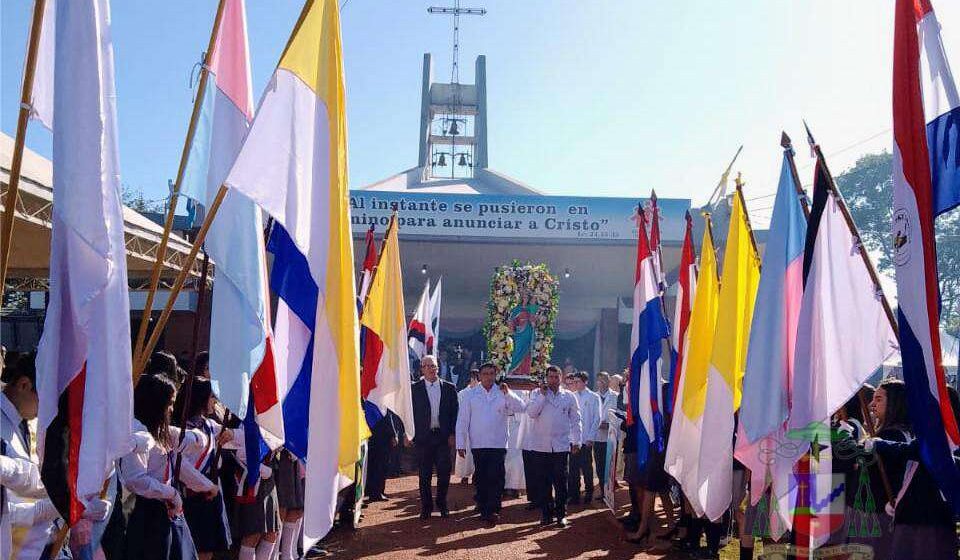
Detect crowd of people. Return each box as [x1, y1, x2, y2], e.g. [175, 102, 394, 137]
[381, 354, 960, 560]
[4, 345, 960, 560]
[1, 349, 309, 560]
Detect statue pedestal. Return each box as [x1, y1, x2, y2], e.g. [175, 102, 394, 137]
[504, 376, 539, 390]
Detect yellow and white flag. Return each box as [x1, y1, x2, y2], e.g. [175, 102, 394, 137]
[664, 215, 720, 516]
[698, 192, 761, 521]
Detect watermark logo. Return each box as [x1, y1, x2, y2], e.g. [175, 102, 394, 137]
[751, 421, 881, 544]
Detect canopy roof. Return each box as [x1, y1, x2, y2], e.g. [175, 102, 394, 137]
[1, 133, 204, 291]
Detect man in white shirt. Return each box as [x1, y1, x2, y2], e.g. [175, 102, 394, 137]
[567, 372, 601, 505]
[454, 370, 480, 485]
[455, 363, 524, 525]
[1, 357, 59, 560]
[525, 365, 582, 528]
[593, 371, 618, 501]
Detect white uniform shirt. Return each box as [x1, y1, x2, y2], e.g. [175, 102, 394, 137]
[2, 393, 57, 560]
[523, 387, 583, 452]
[455, 385, 525, 450]
[425, 379, 442, 429]
[120, 420, 215, 500]
[575, 389, 603, 443]
[599, 389, 619, 423]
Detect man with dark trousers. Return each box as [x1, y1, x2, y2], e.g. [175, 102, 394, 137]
[410, 355, 458, 519]
[525, 365, 582, 528]
[455, 363, 525, 525]
[364, 409, 397, 502]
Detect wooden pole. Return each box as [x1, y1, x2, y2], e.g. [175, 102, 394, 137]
[707, 145, 744, 208]
[781, 132, 812, 218]
[1, 0, 47, 290]
[173, 249, 210, 485]
[808, 131, 900, 339]
[734, 173, 762, 262]
[804, 123, 898, 507]
[134, 185, 228, 382]
[132, 0, 228, 360]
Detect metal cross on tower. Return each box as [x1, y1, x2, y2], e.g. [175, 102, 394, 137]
[427, 1, 486, 179]
[428, 1, 486, 87]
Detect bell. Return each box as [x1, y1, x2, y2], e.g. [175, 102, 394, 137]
[448, 120, 460, 136]
[437, 153, 447, 167]
[458, 154, 468, 167]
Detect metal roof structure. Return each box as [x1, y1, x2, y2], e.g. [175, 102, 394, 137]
[1, 133, 205, 291]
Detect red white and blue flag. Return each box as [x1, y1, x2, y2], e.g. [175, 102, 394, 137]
[179, 0, 283, 491]
[892, 0, 960, 512]
[627, 207, 670, 469]
[667, 211, 696, 417]
[648, 192, 666, 293]
[408, 281, 431, 360]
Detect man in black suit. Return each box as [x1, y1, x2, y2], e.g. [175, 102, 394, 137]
[410, 354, 458, 518]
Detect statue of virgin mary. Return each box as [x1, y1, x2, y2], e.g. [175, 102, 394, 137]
[507, 295, 539, 376]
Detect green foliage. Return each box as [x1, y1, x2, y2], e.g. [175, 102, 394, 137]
[837, 151, 960, 337]
[121, 184, 163, 214]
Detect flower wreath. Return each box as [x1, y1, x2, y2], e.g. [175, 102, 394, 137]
[482, 260, 560, 379]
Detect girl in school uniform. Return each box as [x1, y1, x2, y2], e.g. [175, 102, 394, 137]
[275, 449, 305, 560]
[231, 428, 280, 560]
[120, 374, 197, 560]
[174, 377, 234, 560]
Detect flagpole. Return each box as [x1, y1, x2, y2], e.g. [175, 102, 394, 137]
[701, 211, 721, 283]
[361, 213, 396, 315]
[173, 249, 210, 486]
[804, 124, 898, 507]
[734, 173, 761, 261]
[804, 124, 900, 340]
[132, 0, 228, 362]
[0, 0, 47, 290]
[650, 189, 666, 278]
[781, 132, 812, 218]
[707, 145, 744, 208]
[133, 184, 229, 382]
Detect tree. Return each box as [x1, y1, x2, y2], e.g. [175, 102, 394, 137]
[837, 151, 960, 336]
[121, 184, 163, 214]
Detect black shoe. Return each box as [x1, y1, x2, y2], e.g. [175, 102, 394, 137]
[626, 529, 650, 545]
[556, 517, 570, 528]
[439, 508, 449, 518]
[419, 511, 431, 520]
[540, 515, 553, 526]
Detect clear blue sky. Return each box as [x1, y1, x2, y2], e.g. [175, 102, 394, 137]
[5, 1, 960, 228]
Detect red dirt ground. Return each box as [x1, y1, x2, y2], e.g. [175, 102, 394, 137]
[315, 474, 704, 560]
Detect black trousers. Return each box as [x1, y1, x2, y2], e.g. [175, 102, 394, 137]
[531, 451, 569, 519]
[522, 449, 540, 504]
[592, 441, 608, 496]
[471, 448, 507, 517]
[365, 433, 391, 499]
[416, 430, 452, 512]
[568, 444, 595, 499]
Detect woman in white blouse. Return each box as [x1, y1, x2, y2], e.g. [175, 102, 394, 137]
[120, 374, 199, 560]
[174, 377, 235, 560]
